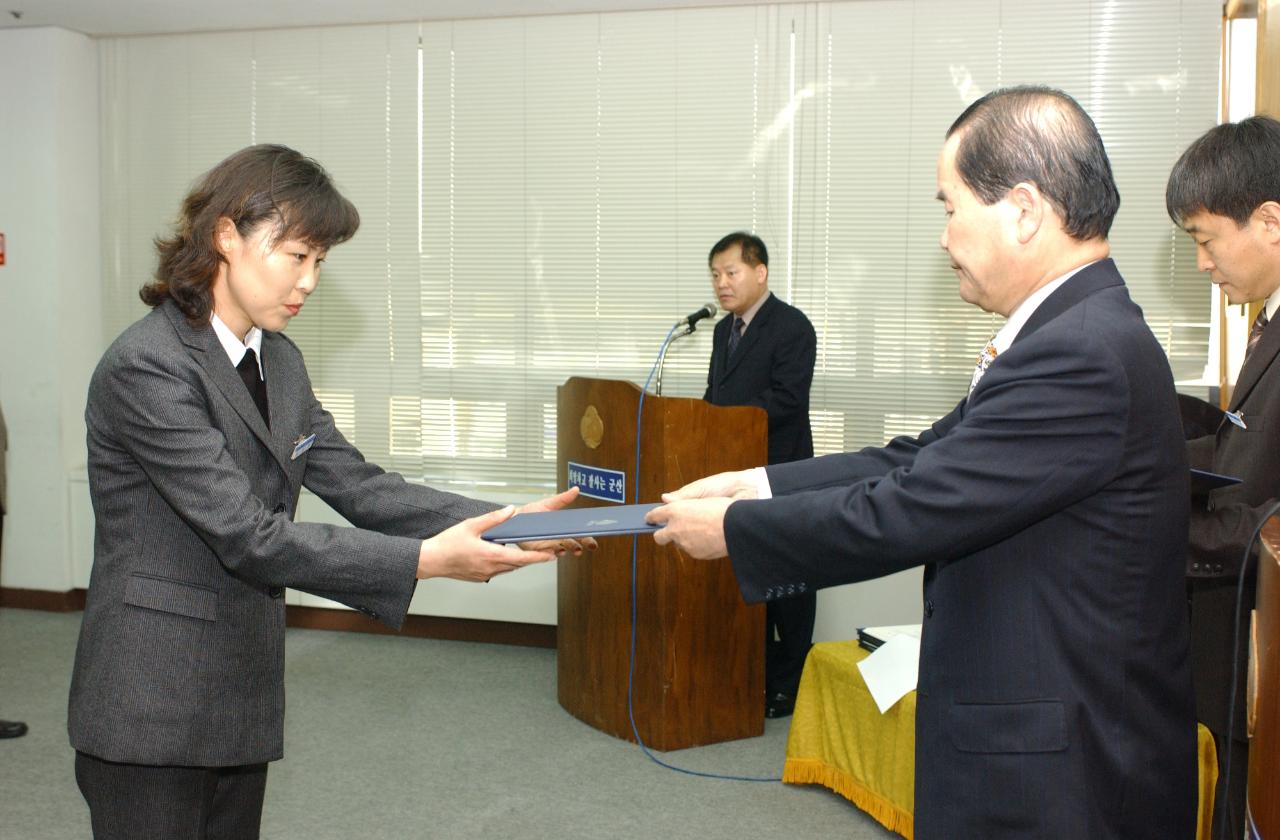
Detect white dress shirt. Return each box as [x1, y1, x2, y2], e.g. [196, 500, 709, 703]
[210, 313, 265, 379]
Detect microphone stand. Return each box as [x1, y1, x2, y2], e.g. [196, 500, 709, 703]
[654, 326, 696, 396]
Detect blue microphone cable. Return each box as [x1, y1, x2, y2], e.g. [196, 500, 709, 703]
[622, 323, 782, 783]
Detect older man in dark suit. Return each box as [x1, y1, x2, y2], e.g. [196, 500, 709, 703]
[703, 232, 816, 718]
[68, 145, 579, 839]
[649, 87, 1197, 839]
[1167, 114, 1280, 840]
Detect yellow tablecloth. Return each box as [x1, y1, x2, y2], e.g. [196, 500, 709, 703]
[782, 640, 1219, 840]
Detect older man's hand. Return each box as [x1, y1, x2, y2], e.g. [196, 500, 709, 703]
[661, 469, 760, 503]
[646, 497, 734, 560]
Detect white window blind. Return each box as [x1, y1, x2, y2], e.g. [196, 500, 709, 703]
[789, 0, 1219, 451]
[99, 0, 1220, 495]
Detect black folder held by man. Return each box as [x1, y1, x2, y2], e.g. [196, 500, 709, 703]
[1178, 394, 1242, 493]
[1190, 468, 1242, 494]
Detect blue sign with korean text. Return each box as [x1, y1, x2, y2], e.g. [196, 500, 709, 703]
[567, 462, 626, 504]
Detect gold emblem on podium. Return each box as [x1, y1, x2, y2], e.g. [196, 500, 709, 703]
[580, 405, 604, 449]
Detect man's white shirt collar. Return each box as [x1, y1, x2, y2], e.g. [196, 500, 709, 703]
[210, 313, 264, 378]
[756, 263, 1102, 501]
[736, 290, 772, 332]
[1264, 287, 1280, 323]
[990, 260, 1100, 354]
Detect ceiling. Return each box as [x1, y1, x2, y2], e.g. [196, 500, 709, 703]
[0, 0, 758, 37]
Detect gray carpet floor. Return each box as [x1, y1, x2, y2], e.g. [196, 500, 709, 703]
[0, 607, 897, 839]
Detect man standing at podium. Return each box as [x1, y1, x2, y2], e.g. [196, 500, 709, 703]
[703, 231, 816, 719]
[1166, 114, 1280, 840]
[651, 88, 1196, 839]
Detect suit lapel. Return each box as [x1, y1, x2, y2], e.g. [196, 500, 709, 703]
[1230, 318, 1280, 411]
[706, 316, 736, 402]
[162, 302, 292, 479]
[263, 334, 288, 440]
[709, 317, 730, 388]
[719, 294, 778, 382]
[260, 333, 311, 483]
[1012, 258, 1124, 345]
[968, 260, 1122, 411]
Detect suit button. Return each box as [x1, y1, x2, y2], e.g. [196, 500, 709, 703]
[1192, 562, 1201, 572]
[268, 586, 284, 599]
[1213, 564, 1223, 573]
[924, 600, 934, 618]
[273, 503, 286, 514]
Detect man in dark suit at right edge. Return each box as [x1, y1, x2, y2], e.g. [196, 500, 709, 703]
[1167, 114, 1280, 840]
[703, 232, 817, 718]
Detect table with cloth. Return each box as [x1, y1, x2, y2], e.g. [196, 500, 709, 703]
[782, 640, 1219, 840]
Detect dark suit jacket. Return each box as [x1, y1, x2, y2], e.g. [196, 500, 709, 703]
[722, 261, 1196, 839]
[704, 293, 815, 465]
[1186, 309, 1280, 740]
[68, 300, 494, 767]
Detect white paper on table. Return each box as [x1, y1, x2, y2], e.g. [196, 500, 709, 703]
[856, 632, 921, 713]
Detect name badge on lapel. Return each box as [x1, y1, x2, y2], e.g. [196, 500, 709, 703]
[1225, 410, 1247, 430]
[291, 433, 317, 460]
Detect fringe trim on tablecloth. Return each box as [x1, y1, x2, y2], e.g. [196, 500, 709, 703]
[783, 757, 913, 839]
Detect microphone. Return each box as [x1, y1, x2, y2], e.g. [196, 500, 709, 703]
[656, 303, 716, 395]
[679, 303, 718, 329]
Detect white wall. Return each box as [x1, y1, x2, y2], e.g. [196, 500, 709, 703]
[0, 26, 102, 591]
[290, 488, 561, 625]
[0, 22, 922, 636]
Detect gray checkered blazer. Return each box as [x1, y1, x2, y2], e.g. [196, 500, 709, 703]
[68, 300, 494, 766]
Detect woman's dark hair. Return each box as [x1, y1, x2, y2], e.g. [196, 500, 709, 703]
[141, 144, 360, 322]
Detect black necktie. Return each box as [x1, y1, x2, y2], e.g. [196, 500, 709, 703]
[727, 316, 744, 356]
[237, 348, 269, 426]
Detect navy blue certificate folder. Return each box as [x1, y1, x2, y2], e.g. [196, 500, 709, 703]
[1190, 468, 1242, 493]
[481, 503, 663, 543]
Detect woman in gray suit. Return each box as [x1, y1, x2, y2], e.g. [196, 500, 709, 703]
[68, 144, 581, 839]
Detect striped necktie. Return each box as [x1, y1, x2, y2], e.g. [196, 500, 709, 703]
[969, 336, 998, 395]
[727, 316, 744, 356]
[1244, 307, 1269, 366]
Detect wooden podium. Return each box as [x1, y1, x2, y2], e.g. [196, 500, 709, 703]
[1252, 523, 1280, 838]
[556, 376, 767, 751]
